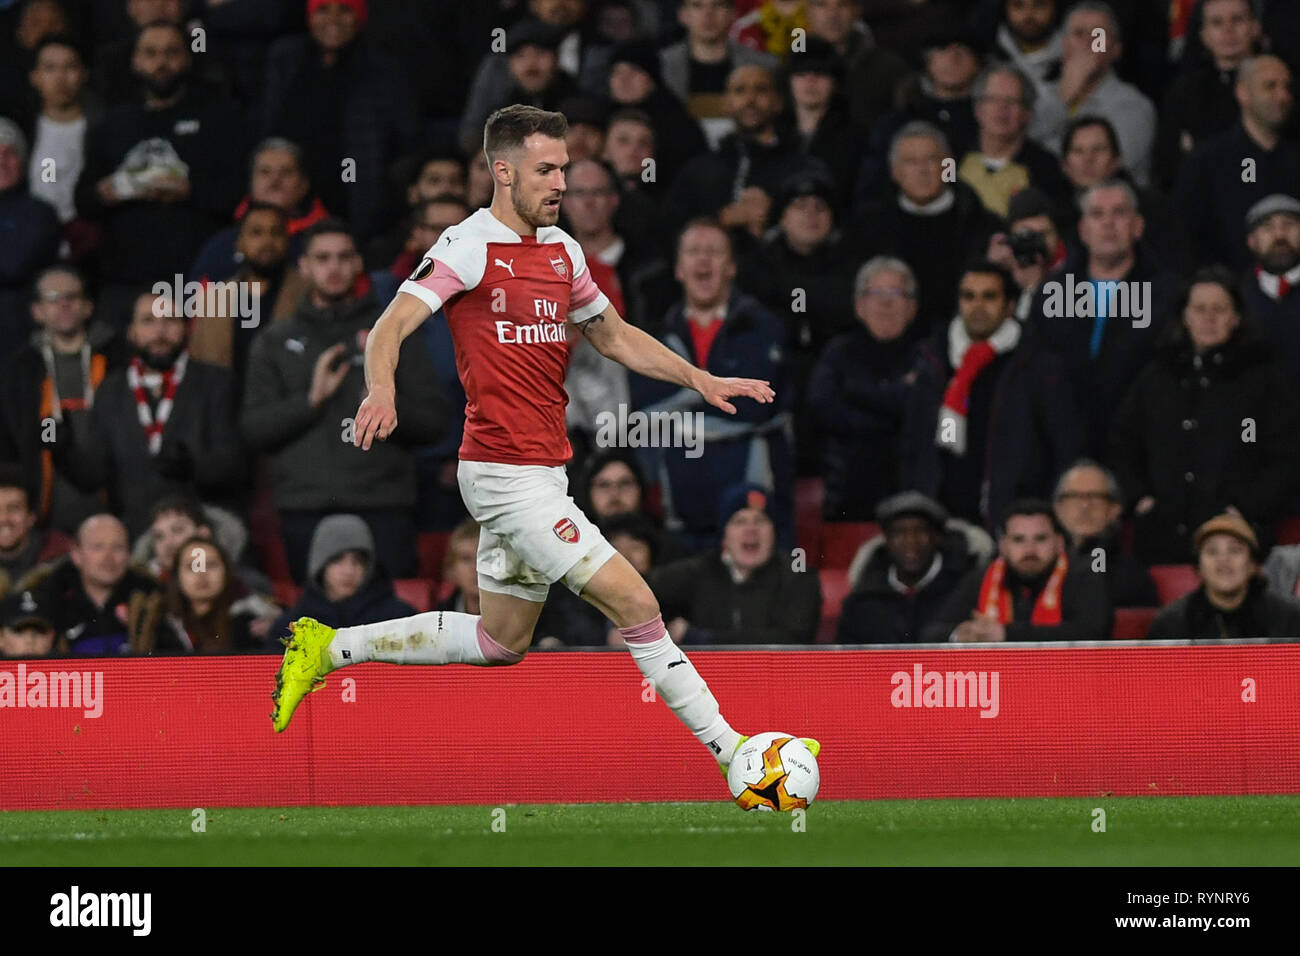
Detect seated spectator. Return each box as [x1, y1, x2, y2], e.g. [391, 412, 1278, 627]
[0, 264, 114, 534]
[807, 256, 921, 521]
[577, 449, 690, 563]
[900, 260, 1082, 530]
[60, 290, 246, 538]
[365, 148, 468, 272]
[241, 219, 447, 583]
[91, 0, 231, 107]
[782, 37, 864, 208]
[436, 518, 480, 614]
[804, 0, 910, 133]
[924, 498, 1112, 642]
[380, 194, 469, 285]
[19, 513, 173, 656]
[1027, 2, 1157, 186]
[1109, 267, 1300, 564]
[835, 491, 975, 643]
[1148, 513, 1300, 639]
[1240, 195, 1300, 382]
[1173, 54, 1300, 269]
[987, 0, 1064, 98]
[958, 64, 1067, 217]
[163, 535, 276, 653]
[0, 466, 72, 598]
[600, 108, 665, 245]
[0, 117, 60, 360]
[1051, 459, 1157, 607]
[268, 514, 416, 639]
[647, 483, 821, 644]
[559, 94, 609, 164]
[605, 40, 708, 190]
[0, 588, 57, 659]
[986, 187, 1066, 321]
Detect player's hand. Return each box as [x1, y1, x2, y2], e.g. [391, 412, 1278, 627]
[308, 343, 350, 410]
[354, 383, 397, 450]
[696, 373, 774, 415]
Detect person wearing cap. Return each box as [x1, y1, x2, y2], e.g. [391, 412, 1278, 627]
[1109, 267, 1300, 565]
[0, 114, 60, 361]
[781, 36, 862, 206]
[804, 0, 910, 133]
[924, 498, 1112, 642]
[986, 186, 1065, 319]
[1240, 193, 1300, 380]
[647, 483, 821, 645]
[0, 588, 57, 659]
[1147, 513, 1300, 639]
[836, 491, 975, 643]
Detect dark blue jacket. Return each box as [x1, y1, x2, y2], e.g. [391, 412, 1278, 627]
[0, 186, 59, 364]
[269, 571, 415, 640]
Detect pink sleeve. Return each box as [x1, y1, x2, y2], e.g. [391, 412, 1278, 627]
[398, 259, 467, 314]
[568, 266, 611, 322]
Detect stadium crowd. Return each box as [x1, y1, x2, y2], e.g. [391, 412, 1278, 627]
[4, 0, 1300, 657]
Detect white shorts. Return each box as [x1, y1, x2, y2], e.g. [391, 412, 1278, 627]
[457, 460, 617, 603]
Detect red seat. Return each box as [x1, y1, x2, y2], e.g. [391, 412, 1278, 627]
[820, 522, 880, 570]
[417, 532, 452, 582]
[272, 580, 301, 608]
[816, 568, 850, 643]
[1112, 607, 1158, 640]
[394, 578, 433, 612]
[1150, 564, 1200, 605]
[1277, 516, 1300, 545]
[795, 477, 824, 563]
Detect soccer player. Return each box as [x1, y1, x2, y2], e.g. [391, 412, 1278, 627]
[270, 105, 817, 785]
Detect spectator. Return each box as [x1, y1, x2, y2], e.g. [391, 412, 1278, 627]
[924, 497, 1112, 642]
[1156, 0, 1260, 189]
[1051, 459, 1157, 607]
[1173, 54, 1300, 269]
[381, 194, 469, 283]
[1240, 194, 1300, 380]
[659, 0, 778, 147]
[1109, 267, 1300, 565]
[188, 138, 329, 285]
[60, 290, 246, 538]
[559, 94, 609, 164]
[75, 21, 246, 324]
[628, 219, 793, 549]
[1029, 178, 1180, 456]
[91, 0, 231, 106]
[18, 513, 173, 656]
[0, 117, 60, 359]
[900, 260, 1082, 529]
[435, 518, 480, 614]
[807, 256, 920, 521]
[260, 0, 421, 239]
[0, 588, 57, 659]
[241, 219, 447, 584]
[0, 265, 114, 533]
[835, 491, 975, 643]
[1148, 512, 1300, 639]
[958, 64, 1067, 217]
[577, 448, 690, 563]
[858, 121, 1001, 332]
[599, 108, 665, 245]
[267, 514, 416, 639]
[988, 0, 1063, 97]
[782, 37, 864, 208]
[0, 0, 68, 124]
[986, 186, 1066, 320]
[366, 148, 468, 272]
[804, 0, 910, 133]
[162, 535, 276, 653]
[605, 40, 708, 190]
[465, 148, 494, 209]
[0, 467, 73, 599]
[648, 483, 821, 644]
[1027, 2, 1157, 186]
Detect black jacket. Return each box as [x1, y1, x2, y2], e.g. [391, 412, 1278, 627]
[1147, 577, 1300, 639]
[268, 570, 415, 639]
[836, 536, 973, 643]
[1071, 526, 1159, 608]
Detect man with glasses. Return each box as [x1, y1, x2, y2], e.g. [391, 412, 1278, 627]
[1052, 459, 1156, 607]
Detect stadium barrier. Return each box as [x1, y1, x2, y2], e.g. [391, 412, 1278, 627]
[2, 643, 1298, 810]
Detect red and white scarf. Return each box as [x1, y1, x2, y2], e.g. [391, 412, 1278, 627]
[936, 317, 1020, 455]
[127, 352, 187, 454]
[976, 552, 1068, 626]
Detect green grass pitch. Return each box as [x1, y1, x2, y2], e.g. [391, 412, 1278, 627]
[3, 796, 1299, 865]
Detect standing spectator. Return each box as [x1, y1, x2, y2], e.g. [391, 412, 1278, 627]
[1029, 178, 1180, 456]
[804, 0, 910, 133]
[923, 498, 1112, 642]
[1240, 194, 1300, 381]
[1147, 512, 1300, 639]
[659, 0, 778, 147]
[0, 117, 60, 360]
[0, 588, 57, 659]
[1051, 459, 1157, 607]
[988, 0, 1063, 97]
[260, 0, 421, 239]
[1027, 2, 1157, 186]
[1156, 0, 1260, 189]
[986, 186, 1066, 320]
[1173, 54, 1300, 269]
[648, 483, 822, 644]
[835, 491, 975, 643]
[0, 467, 73, 599]
[0, 265, 114, 534]
[807, 256, 920, 521]
[1109, 268, 1300, 564]
[241, 219, 447, 583]
[60, 290, 246, 538]
[162, 535, 276, 653]
[75, 21, 246, 324]
[900, 261, 1082, 529]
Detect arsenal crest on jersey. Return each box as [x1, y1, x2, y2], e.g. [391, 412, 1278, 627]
[549, 255, 568, 279]
[552, 517, 580, 543]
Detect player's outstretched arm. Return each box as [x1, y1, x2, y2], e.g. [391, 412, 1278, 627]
[577, 302, 774, 414]
[355, 290, 432, 449]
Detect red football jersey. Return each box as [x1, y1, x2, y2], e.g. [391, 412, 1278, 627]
[398, 208, 610, 466]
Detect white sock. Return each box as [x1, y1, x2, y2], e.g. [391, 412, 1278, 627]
[326, 610, 522, 668]
[620, 616, 742, 763]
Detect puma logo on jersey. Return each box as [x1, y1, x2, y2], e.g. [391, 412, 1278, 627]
[494, 257, 515, 278]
